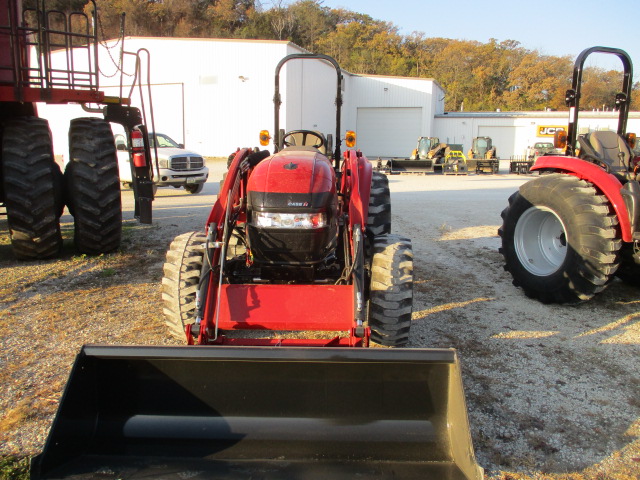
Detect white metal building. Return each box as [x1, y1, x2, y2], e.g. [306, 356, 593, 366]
[38, 38, 444, 159]
[37, 37, 640, 161]
[433, 111, 640, 158]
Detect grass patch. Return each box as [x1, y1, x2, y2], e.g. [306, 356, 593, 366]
[0, 456, 29, 480]
[99, 268, 117, 278]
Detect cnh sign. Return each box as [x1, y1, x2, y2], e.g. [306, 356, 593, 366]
[538, 126, 566, 137]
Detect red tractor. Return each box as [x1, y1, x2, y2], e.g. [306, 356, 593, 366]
[0, 0, 155, 259]
[31, 54, 483, 480]
[500, 46, 637, 303]
[163, 53, 413, 347]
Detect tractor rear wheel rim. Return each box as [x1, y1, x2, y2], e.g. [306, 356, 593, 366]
[514, 206, 568, 276]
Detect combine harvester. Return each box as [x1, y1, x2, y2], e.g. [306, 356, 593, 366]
[31, 54, 483, 480]
[0, 0, 156, 259]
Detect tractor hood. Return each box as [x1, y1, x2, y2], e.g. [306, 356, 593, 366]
[245, 148, 338, 265]
[247, 148, 336, 210]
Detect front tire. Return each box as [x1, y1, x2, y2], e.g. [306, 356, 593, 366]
[499, 174, 620, 304]
[1, 117, 63, 259]
[368, 234, 413, 346]
[65, 118, 121, 254]
[162, 231, 206, 341]
[185, 183, 204, 194]
[367, 171, 391, 237]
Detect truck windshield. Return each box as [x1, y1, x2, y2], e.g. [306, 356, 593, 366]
[150, 133, 180, 148]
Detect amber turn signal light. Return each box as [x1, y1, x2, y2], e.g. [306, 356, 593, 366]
[259, 130, 271, 146]
[345, 130, 356, 148]
[554, 129, 567, 149]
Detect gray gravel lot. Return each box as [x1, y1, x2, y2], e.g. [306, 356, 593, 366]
[1, 161, 638, 478]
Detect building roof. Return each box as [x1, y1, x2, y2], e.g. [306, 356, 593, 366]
[436, 110, 640, 118]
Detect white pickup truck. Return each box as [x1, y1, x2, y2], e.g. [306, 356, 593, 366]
[115, 132, 209, 194]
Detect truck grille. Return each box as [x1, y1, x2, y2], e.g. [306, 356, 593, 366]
[170, 156, 205, 171]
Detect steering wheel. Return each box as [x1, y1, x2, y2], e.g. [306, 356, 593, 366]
[282, 130, 325, 149]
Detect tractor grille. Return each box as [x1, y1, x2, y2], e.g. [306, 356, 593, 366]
[170, 156, 205, 171]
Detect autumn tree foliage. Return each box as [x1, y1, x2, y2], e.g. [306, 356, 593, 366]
[87, 0, 639, 112]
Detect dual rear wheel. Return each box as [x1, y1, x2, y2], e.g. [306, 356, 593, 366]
[2, 116, 122, 259]
[1, 117, 63, 259]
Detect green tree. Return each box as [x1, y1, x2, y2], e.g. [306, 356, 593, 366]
[316, 17, 403, 75]
[580, 68, 627, 111]
[86, 0, 635, 114]
[503, 52, 572, 110]
[288, 1, 337, 51]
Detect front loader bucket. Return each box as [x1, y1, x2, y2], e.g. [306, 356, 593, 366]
[388, 158, 439, 173]
[31, 346, 483, 480]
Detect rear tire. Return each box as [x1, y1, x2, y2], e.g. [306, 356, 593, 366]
[368, 234, 413, 346]
[1, 117, 63, 259]
[65, 118, 121, 254]
[499, 174, 620, 304]
[162, 231, 206, 341]
[367, 172, 391, 237]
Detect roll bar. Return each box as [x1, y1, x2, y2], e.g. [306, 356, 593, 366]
[564, 46, 634, 155]
[273, 53, 344, 169]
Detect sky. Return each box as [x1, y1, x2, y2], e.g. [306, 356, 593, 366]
[319, 0, 639, 81]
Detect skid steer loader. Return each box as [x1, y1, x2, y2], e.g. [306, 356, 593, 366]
[384, 136, 448, 173]
[467, 137, 499, 174]
[31, 54, 483, 480]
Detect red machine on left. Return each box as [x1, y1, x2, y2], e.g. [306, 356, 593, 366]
[0, 0, 155, 259]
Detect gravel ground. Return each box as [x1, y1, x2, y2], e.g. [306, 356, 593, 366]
[0, 161, 638, 479]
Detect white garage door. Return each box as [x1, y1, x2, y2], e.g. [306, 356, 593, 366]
[356, 107, 422, 157]
[478, 126, 530, 159]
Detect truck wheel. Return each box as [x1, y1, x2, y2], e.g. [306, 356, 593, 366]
[368, 234, 413, 346]
[162, 231, 206, 341]
[65, 118, 121, 254]
[499, 174, 620, 304]
[1, 117, 63, 259]
[185, 183, 204, 194]
[367, 172, 391, 237]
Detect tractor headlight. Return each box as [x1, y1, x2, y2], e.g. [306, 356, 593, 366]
[253, 212, 326, 229]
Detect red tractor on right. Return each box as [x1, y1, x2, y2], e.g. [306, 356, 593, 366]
[499, 46, 638, 304]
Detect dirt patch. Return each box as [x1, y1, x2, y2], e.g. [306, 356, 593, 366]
[393, 174, 639, 478]
[0, 220, 182, 454]
[1, 171, 639, 479]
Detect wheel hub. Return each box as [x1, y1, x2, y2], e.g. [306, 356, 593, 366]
[514, 206, 568, 276]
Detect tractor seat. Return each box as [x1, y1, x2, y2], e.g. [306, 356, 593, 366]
[581, 131, 632, 172]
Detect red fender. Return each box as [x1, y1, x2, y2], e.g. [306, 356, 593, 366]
[341, 150, 372, 232]
[532, 156, 632, 242]
[206, 148, 253, 230]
